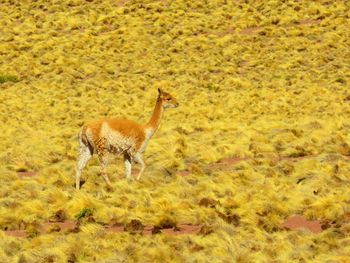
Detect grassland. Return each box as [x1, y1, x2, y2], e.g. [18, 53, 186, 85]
[1, 0, 350, 262]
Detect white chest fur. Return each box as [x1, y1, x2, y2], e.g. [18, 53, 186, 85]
[140, 128, 153, 153]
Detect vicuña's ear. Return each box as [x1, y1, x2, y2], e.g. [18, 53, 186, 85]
[158, 88, 163, 95]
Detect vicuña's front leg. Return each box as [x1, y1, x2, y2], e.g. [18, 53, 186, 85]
[124, 153, 132, 180]
[134, 153, 146, 180]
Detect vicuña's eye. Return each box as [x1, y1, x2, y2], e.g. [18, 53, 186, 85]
[166, 98, 171, 101]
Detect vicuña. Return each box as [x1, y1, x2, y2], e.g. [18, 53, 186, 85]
[76, 88, 179, 189]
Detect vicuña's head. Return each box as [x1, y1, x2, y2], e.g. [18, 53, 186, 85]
[158, 88, 179, 108]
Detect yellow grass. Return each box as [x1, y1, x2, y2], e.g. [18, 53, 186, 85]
[1, 0, 350, 262]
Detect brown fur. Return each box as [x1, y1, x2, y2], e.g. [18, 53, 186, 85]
[81, 119, 146, 155]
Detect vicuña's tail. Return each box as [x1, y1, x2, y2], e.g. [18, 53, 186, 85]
[79, 126, 94, 156]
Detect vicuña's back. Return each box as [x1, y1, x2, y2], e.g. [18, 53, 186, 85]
[75, 89, 179, 190]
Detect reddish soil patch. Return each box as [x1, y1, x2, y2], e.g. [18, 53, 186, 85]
[107, 224, 201, 235]
[41, 220, 76, 232]
[106, 225, 125, 233]
[239, 19, 320, 37]
[143, 226, 154, 235]
[17, 171, 37, 177]
[240, 27, 262, 36]
[218, 157, 250, 165]
[206, 157, 249, 171]
[177, 170, 191, 176]
[217, 26, 235, 37]
[298, 19, 321, 26]
[161, 224, 202, 235]
[116, 0, 128, 7]
[5, 230, 26, 238]
[282, 215, 322, 234]
[275, 155, 317, 162]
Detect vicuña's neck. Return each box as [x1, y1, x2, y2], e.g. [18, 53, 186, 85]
[146, 96, 164, 134]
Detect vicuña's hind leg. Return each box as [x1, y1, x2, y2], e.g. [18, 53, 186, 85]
[95, 137, 112, 188]
[124, 153, 132, 180]
[134, 153, 145, 181]
[76, 145, 92, 190]
[98, 152, 112, 187]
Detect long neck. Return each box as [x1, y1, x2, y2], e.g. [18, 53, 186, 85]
[146, 96, 164, 134]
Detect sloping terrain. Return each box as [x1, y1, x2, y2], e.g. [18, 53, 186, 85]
[1, 0, 350, 262]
